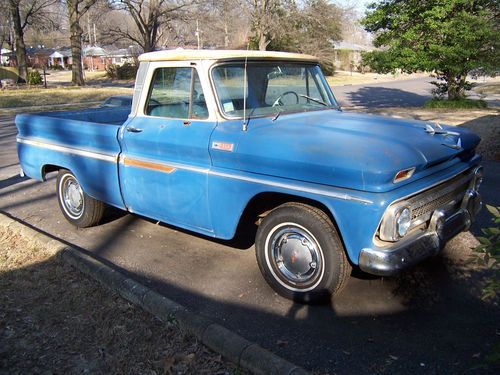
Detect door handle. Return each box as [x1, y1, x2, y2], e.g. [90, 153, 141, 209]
[126, 126, 143, 133]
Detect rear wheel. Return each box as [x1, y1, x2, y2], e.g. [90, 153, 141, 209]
[56, 169, 105, 227]
[255, 202, 351, 304]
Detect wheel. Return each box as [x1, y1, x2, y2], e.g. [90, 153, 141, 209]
[56, 169, 105, 227]
[255, 202, 351, 303]
[272, 91, 299, 107]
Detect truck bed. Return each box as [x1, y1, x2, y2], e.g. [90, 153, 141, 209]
[16, 106, 130, 209]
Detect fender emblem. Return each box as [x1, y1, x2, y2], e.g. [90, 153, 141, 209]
[212, 142, 234, 152]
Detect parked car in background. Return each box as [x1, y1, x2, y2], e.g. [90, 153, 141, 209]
[100, 95, 133, 108]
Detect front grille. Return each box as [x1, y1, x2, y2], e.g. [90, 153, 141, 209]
[407, 170, 473, 227]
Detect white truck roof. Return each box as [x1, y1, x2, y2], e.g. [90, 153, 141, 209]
[138, 49, 319, 63]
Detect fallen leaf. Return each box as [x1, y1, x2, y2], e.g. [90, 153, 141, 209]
[389, 355, 398, 360]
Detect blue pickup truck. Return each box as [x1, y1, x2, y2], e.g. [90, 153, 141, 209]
[16, 50, 483, 303]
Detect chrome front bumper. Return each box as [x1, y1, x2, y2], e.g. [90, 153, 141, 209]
[358, 187, 482, 276]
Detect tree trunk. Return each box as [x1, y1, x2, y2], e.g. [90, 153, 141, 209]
[446, 72, 467, 100]
[446, 73, 459, 100]
[9, 0, 28, 83]
[457, 73, 467, 99]
[70, 28, 84, 86]
[67, 0, 84, 86]
[257, 30, 269, 51]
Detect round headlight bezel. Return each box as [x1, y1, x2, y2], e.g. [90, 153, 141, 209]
[379, 202, 413, 242]
[396, 207, 412, 238]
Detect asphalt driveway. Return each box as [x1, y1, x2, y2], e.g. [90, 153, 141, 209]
[1, 105, 498, 374]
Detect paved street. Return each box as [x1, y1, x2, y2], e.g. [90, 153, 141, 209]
[1, 86, 499, 373]
[333, 76, 500, 108]
[333, 76, 434, 108]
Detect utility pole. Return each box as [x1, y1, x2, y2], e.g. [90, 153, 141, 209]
[195, 20, 201, 50]
[87, 13, 91, 45]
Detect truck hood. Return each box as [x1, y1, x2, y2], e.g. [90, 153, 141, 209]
[212, 110, 480, 192]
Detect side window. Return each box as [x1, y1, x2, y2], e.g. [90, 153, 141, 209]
[145, 67, 208, 119]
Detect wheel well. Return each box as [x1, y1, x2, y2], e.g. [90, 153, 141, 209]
[41, 164, 62, 181]
[234, 192, 340, 243]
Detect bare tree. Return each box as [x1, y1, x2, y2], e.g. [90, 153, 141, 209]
[9, 0, 28, 81]
[0, 4, 14, 57]
[250, 0, 285, 51]
[107, 0, 192, 52]
[7, 0, 59, 81]
[66, 0, 98, 86]
[296, 1, 342, 55]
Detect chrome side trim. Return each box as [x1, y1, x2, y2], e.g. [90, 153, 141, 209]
[209, 170, 373, 204]
[118, 155, 372, 203]
[17, 137, 117, 163]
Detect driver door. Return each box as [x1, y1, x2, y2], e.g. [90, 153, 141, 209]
[119, 64, 215, 233]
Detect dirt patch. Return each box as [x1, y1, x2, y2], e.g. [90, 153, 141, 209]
[0, 227, 239, 374]
[354, 107, 500, 161]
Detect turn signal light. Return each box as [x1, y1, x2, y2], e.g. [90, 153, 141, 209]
[393, 167, 415, 183]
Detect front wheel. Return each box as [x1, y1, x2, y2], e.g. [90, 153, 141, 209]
[56, 169, 105, 227]
[255, 203, 351, 304]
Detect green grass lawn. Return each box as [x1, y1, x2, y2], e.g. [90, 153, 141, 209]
[0, 86, 133, 108]
[424, 98, 488, 109]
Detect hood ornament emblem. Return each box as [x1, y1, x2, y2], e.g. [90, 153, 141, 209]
[425, 123, 460, 136]
[443, 137, 462, 150]
[425, 123, 462, 150]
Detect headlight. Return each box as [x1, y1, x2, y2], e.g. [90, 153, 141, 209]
[396, 207, 411, 238]
[379, 203, 412, 242]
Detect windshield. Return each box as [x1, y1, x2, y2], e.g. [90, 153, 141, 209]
[212, 62, 338, 119]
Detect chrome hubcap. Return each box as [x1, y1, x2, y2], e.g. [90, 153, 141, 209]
[270, 226, 322, 286]
[62, 178, 83, 217]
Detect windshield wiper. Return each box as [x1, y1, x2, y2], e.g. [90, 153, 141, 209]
[299, 94, 329, 107]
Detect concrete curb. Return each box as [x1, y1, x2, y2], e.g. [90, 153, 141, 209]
[0, 213, 310, 375]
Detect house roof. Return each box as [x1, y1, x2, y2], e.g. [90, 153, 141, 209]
[138, 49, 318, 63]
[106, 48, 133, 57]
[50, 48, 72, 58]
[26, 47, 55, 56]
[83, 46, 107, 56]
